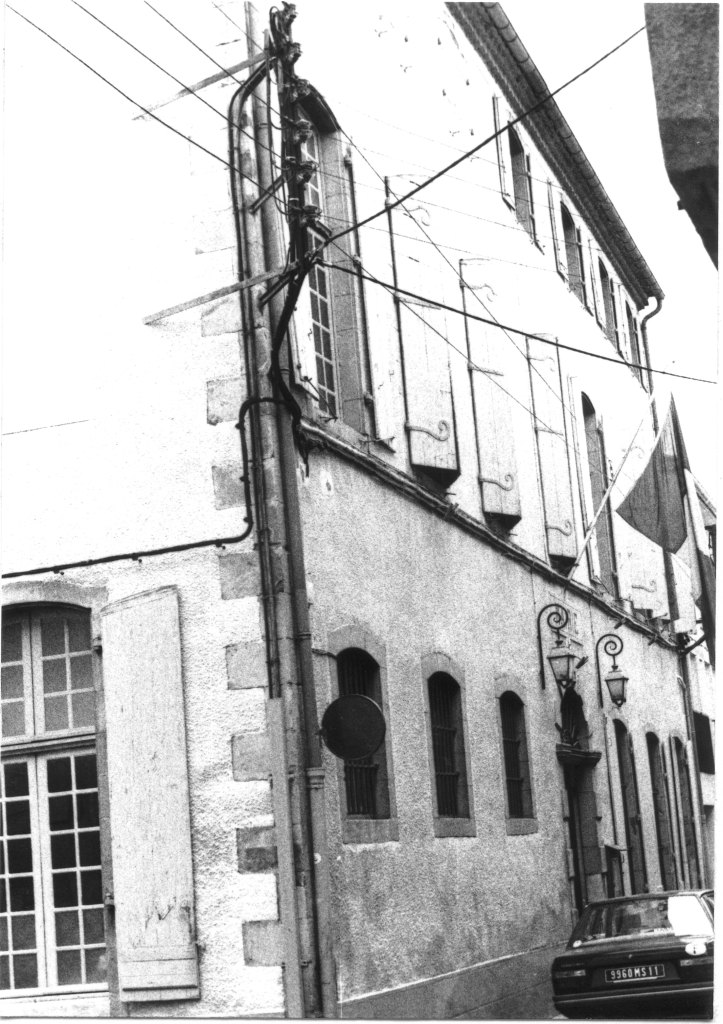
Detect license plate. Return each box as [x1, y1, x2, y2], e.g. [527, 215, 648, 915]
[605, 964, 665, 984]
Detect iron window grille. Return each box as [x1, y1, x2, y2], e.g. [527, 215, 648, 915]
[499, 692, 533, 818]
[337, 648, 390, 819]
[428, 673, 469, 818]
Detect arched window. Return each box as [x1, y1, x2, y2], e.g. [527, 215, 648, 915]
[499, 692, 533, 818]
[509, 128, 536, 241]
[561, 204, 587, 305]
[582, 394, 618, 596]
[646, 733, 677, 889]
[597, 260, 620, 350]
[614, 720, 648, 893]
[337, 648, 391, 819]
[1, 606, 106, 992]
[427, 673, 470, 818]
[673, 737, 700, 888]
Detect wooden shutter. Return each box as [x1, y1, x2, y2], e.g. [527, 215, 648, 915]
[587, 241, 604, 326]
[100, 587, 199, 1002]
[464, 275, 521, 523]
[547, 182, 567, 280]
[492, 96, 514, 209]
[527, 336, 577, 564]
[399, 296, 459, 484]
[568, 379, 601, 582]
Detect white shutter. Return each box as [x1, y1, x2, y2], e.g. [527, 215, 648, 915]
[587, 240, 604, 326]
[613, 283, 629, 359]
[547, 182, 567, 280]
[492, 96, 514, 209]
[101, 587, 199, 1002]
[527, 336, 577, 563]
[399, 297, 459, 483]
[290, 286, 321, 399]
[464, 275, 521, 523]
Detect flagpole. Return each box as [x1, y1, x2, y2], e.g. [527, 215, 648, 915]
[567, 390, 657, 581]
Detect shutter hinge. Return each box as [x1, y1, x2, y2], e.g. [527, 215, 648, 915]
[92, 636, 103, 654]
[104, 890, 115, 909]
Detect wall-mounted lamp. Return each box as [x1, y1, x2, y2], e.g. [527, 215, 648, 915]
[595, 633, 628, 708]
[537, 603, 583, 697]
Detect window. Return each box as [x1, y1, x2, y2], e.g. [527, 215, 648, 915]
[598, 260, 620, 350]
[582, 395, 618, 596]
[499, 692, 533, 819]
[291, 97, 375, 436]
[646, 733, 677, 890]
[673, 737, 701, 888]
[624, 301, 645, 387]
[1, 608, 106, 993]
[337, 649, 391, 819]
[561, 204, 587, 305]
[509, 128, 537, 241]
[427, 673, 470, 820]
[693, 713, 715, 774]
[614, 721, 648, 894]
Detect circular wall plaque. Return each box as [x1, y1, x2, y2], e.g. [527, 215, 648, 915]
[320, 694, 386, 760]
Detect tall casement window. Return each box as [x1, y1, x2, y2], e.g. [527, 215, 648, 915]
[1, 608, 106, 993]
[624, 301, 645, 386]
[427, 674, 470, 820]
[614, 721, 648, 894]
[598, 260, 620, 351]
[561, 204, 587, 305]
[291, 95, 375, 437]
[499, 692, 533, 819]
[646, 733, 677, 890]
[508, 128, 537, 241]
[693, 713, 715, 775]
[672, 737, 700, 888]
[582, 395, 618, 596]
[337, 649, 391, 820]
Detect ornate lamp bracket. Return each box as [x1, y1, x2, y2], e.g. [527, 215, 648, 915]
[595, 633, 624, 708]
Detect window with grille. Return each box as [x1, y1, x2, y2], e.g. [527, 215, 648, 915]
[499, 692, 533, 819]
[1, 608, 106, 994]
[337, 649, 390, 819]
[509, 128, 537, 242]
[561, 204, 587, 306]
[427, 673, 469, 818]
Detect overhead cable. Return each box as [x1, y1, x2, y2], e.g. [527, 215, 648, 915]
[323, 24, 646, 247]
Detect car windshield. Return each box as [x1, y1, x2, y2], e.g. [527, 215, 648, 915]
[570, 895, 712, 945]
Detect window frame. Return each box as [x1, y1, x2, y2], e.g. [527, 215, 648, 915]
[325, 626, 398, 844]
[498, 691, 535, 824]
[1, 605, 109, 1001]
[560, 203, 588, 307]
[508, 127, 538, 245]
[422, 653, 475, 838]
[597, 259, 621, 351]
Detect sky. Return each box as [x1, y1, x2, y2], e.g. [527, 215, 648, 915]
[500, 1, 718, 496]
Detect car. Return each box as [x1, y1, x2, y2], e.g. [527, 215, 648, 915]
[551, 890, 714, 1019]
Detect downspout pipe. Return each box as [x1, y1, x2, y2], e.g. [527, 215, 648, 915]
[244, 5, 336, 1016]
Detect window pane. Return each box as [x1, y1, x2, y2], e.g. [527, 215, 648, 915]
[12, 952, 38, 989]
[69, 656, 92, 692]
[7, 838, 32, 873]
[4, 764, 29, 798]
[55, 910, 80, 947]
[75, 756, 97, 791]
[68, 616, 91, 654]
[80, 871, 102, 906]
[11, 914, 35, 951]
[1, 665, 23, 700]
[83, 908, 104, 945]
[57, 948, 81, 986]
[48, 757, 72, 794]
[76, 793, 98, 830]
[45, 696, 69, 732]
[51, 834, 77, 870]
[6, 801, 30, 836]
[1, 621, 23, 663]
[49, 795, 74, 832]
[0, 918, 7, 951]
[71, 692, 95, 729]
[52, 872, 78, 909]
[41, 617, 65, 656]
[78, 831, 100, 867]
[43, 659, 68, 694]
[85, 946, 107, 984]
[2, 704, 25, 739]
[9, 877, 34, 912]
[0, 954, 9, 989]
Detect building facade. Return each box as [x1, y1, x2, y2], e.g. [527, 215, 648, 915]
[1, 1, 714, 1018]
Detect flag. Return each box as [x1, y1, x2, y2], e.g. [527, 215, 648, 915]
[616, 399, 715, 666]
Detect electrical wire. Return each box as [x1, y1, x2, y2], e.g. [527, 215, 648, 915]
[324, 261, 716, 386]
[323, 24, 646, 247]
[144, 1, 252, 90]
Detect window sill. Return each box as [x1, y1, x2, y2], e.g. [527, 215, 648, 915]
[433, 816, 476, 838]
[342, 817, 399, 844]
[505, 817, 539, 835]
[0, 984, 108, 1000]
